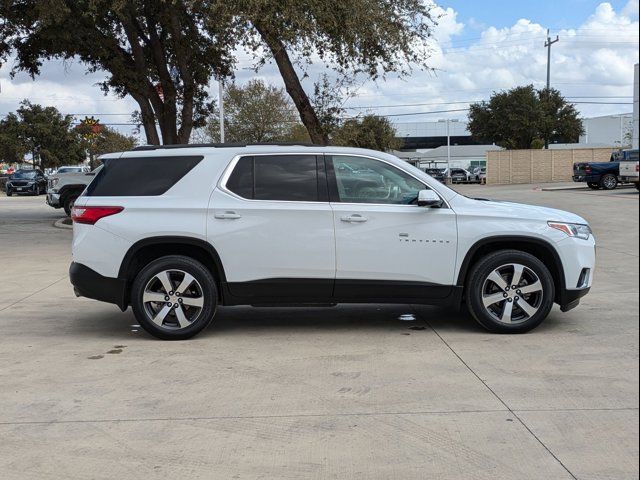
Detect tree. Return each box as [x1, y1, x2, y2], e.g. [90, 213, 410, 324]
[205, 79, 303, 143]
[331, 115, 401, 152]
[468, 85, 584, 149]
[0, 101, 84, 169]
[231, 0, 437, 144]
[77, 124, 137, 168]
[0, 1, 238, 145]
[0, 114, 27, 163]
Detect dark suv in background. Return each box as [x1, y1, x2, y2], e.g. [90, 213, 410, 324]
[5, 169, 47, 196]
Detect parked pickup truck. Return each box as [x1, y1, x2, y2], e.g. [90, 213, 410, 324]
[618, 149, 639, 191]
[46, 166, 100, 216]
[573, 154, 622, 190]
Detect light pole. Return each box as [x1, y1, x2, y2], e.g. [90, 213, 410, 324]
[438, 118, 459, 184]
[218, 80, 225, 143]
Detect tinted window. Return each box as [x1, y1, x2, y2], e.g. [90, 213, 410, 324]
[255, 156, 318, 201]
[86, 156, 202, 197]
[226, 155, 319, 202]
[330, 156, 426, 205]
[226, 156, 254, 198]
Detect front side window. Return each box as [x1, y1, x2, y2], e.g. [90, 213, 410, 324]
[226, 155, 320, 202]
[330, 155, 426, 205]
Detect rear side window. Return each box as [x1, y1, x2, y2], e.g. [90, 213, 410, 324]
[85, 156, 203, 196]
[226, 155, 320, 202]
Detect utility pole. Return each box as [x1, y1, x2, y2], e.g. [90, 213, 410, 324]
[544, 29, 559, 149]
[218, 80, 225, 143]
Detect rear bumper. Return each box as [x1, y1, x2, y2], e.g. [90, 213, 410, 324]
[572, 175, 599, 183]
[69, 262, 128, 311]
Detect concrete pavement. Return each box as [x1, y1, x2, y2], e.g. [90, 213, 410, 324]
[0, 185, 637, 479]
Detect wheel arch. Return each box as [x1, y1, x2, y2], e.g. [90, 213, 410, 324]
[457, 236, 566, 304]
[118, 236, 228, 306]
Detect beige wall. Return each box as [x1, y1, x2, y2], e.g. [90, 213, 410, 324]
[486, 148, 614, 185]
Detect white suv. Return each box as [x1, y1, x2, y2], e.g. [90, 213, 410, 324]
[70, 145, 595, 340]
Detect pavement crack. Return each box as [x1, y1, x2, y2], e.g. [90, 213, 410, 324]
[0, 276, 67, 313]
[415, 307, 579, 480]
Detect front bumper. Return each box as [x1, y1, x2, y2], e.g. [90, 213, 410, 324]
[46, 192, 61, 207]
[555, 236, 596, 311]
[69, 262, 128, 311]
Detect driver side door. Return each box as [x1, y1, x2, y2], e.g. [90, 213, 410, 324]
[327, 155, 458, 300]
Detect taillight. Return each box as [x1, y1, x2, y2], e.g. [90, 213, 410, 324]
[636, 164, 639, 172]
[71, 206, 124, 225]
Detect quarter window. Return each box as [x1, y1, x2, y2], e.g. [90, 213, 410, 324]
[226, 155, 320, 202]
[329, 155, 426, 205]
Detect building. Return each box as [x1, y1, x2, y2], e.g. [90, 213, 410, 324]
[579, 113, 634, 147]
[394, 144, 501, 171]
[394, 113, 634, 151]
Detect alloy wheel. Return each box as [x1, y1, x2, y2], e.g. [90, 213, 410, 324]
[481, 263, 544, 325]
[142, 269, 205, 330]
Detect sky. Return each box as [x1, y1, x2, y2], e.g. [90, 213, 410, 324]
[0, 0, 638, 140]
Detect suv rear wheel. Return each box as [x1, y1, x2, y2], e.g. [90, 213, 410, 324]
[131, 255, 218, 340]
[466, 250, 555, 333]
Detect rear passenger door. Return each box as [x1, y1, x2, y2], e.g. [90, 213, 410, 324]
[208, 154, 335, 300]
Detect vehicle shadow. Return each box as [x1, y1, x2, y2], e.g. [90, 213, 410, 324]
[69, 304, 483, 340]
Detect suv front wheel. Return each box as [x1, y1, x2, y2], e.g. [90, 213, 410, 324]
[466, 250, 555, 333]
[131, 255, 218, 340]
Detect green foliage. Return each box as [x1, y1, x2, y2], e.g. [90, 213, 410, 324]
[468, 85, 584, 149]
[79, 126, 137, 157]
[205, 79, 305, 143]
[1, 1, 436, 146]
[0, 113, 27, 162]
[0, 101, 84, 169]
[331, 115, 401, 152]
[227, 0, 438, 144]
[0, 1, 239, 145]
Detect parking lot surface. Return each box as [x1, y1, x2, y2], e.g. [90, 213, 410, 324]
[0, 184, 638, 479]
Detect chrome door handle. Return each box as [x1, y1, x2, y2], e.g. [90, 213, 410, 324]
[341, 214, 368, 223]
[214, 211, 241, 220]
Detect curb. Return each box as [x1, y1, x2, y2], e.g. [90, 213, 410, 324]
[54, 218, 73, 230]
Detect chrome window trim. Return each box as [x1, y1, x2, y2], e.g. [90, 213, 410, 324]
[218, 151, 450, 209]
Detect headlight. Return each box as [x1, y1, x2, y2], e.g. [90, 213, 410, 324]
[50, 178, 59, 188]
[548, 222, 592, 240]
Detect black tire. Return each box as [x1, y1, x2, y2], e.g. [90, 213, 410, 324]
[466, 250, 555, 334]
[33, 184, 40, 196]
[599, 174, 618, 190]
[587, 182, 600, 190]
[131, 255, 218, 340]
[6, 190, 12, 197]
[63, 193, 79, 217]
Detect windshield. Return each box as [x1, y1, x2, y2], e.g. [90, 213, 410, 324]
[57, 167, 83, 173]
[10, 170, 37, 179]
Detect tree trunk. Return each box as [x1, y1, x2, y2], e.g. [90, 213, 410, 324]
[131, 93, 161, 145]
[254, 24, 329, 145]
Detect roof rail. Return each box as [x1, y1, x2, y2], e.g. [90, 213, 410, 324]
[132, 142, 322, 151]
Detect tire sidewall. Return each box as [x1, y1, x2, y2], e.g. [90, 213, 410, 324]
[63, 194, 79, 216]
[131, 255, 218, 340]
[467, 250, 555, 334]
[600, 174, 617, 190]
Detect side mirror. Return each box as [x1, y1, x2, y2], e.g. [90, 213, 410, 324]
[417, 189, 443, 208]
